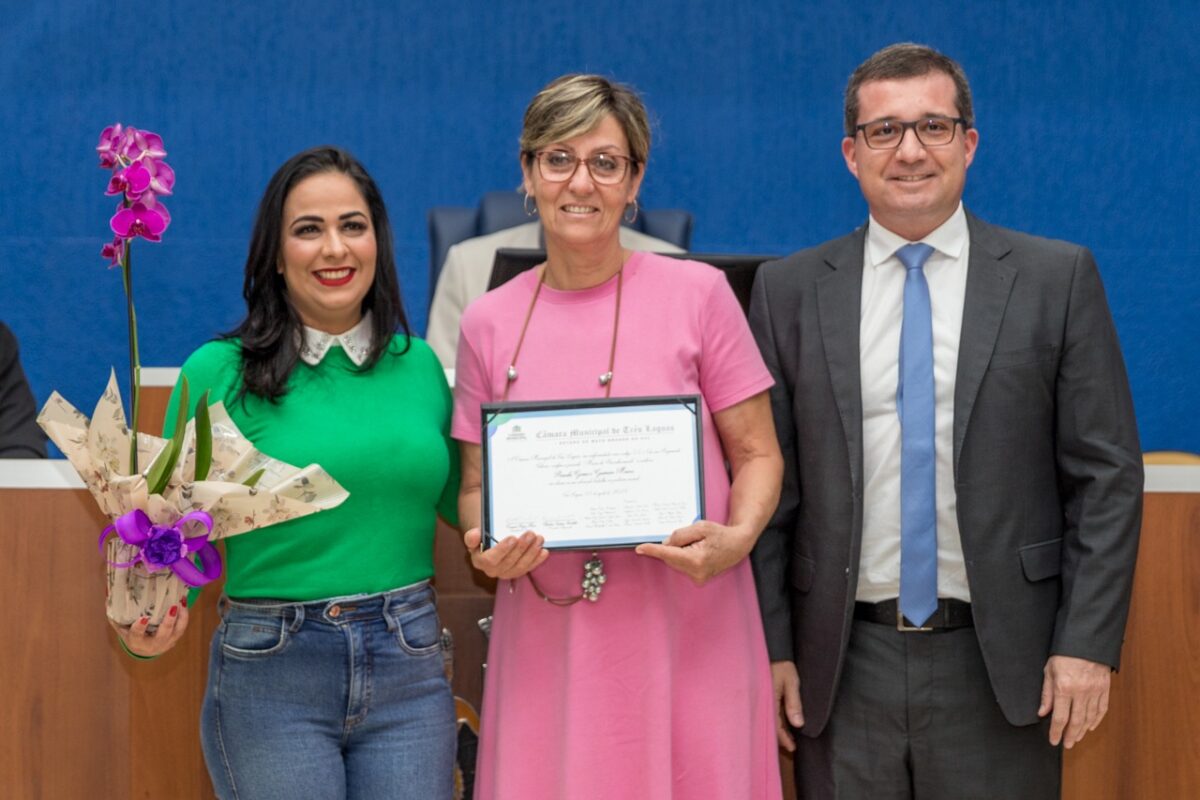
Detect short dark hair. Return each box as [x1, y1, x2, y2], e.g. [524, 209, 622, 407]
[844, 43, 974, 136]
[227, 146, 410, 401]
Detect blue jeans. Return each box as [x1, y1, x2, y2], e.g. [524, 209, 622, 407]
[200, 581, 456, 800]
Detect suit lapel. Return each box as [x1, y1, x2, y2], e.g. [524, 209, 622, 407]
[817, 227, 867, 488]
[954, 214, 1016, 471]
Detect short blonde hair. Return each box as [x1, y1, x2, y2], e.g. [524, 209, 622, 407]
[520, 74, 651, 173]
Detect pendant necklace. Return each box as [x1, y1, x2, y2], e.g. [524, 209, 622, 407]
[503, 264, 622, 402]
[501, 260, 625, 604]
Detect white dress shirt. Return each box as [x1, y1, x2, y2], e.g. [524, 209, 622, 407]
[857, 204, 971, 603]
[298, 311, 373, 366]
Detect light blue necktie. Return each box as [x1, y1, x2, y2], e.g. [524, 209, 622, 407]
[896, 242, 938, 627]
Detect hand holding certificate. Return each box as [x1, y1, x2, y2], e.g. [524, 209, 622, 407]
[481, 396, 705, 550]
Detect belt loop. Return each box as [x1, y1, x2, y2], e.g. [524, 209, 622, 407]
[289, 604, 305, 632]
[381, 595, 399, 633]
[216, 594, 230, 621]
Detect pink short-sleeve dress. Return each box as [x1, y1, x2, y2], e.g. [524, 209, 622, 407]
[453, 252, 783, 799]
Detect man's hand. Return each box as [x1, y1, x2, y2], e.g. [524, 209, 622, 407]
[634, 521, 754, 585]
[771, 660, 804, 751]
[1038, 655, 1112, 748]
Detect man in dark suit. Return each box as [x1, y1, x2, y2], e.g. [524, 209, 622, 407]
[0, 321, 47, 458]
[749, 43, 1142, 798]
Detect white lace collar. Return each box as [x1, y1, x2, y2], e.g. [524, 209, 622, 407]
[298, 312, 373, 366]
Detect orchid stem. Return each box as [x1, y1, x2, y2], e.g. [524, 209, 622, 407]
[120, 243, 141, 473]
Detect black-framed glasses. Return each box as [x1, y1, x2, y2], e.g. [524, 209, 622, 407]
[855, 116, 968, 149]
[532, 150, 636, 185]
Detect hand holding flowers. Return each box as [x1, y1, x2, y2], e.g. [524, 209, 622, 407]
[33, 125, 350, 641]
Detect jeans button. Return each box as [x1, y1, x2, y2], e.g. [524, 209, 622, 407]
[329, 605, 341, 618]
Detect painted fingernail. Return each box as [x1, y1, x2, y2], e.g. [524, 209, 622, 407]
[138, 617, 149, 625]
[181, 596, 188, 609]
[169, 606, 178, 617]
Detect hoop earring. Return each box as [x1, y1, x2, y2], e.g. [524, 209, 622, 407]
[623, 199, 639, 224]
[523, 192, 538, 217]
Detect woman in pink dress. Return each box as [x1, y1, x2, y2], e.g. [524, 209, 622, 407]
[452, 74, 785, 799]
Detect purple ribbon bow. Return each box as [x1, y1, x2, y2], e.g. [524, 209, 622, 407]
[100, 508, 222, 587]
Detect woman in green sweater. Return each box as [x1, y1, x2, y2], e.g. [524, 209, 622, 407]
[117, 146, 460, 799]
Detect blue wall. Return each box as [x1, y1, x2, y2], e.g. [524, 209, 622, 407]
[1, 0, 1196, 451]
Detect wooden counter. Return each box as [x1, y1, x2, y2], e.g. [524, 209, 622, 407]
[1, 379, 1195, 797]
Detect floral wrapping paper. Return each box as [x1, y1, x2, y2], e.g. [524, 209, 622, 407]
[39, 371, 349, 626]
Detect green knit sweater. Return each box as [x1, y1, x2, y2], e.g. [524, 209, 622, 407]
[163, 335, 459, 600]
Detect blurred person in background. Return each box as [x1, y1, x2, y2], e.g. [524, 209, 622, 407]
[0, 320, 47, 458]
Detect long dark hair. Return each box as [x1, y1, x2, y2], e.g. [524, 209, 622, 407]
[227, 146, 410, 401]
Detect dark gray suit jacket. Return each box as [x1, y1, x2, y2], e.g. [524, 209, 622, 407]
[748, 213, 1143, 736]
[0, 321, 47, 458]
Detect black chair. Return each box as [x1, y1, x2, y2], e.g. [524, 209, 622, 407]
[428, 191, 694, 296]
[488, 248, 778, 316]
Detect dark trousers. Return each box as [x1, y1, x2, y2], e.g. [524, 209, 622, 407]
[796, 619, 1061, 800]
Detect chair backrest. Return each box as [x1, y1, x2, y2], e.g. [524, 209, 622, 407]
[489, 248, 778, 315]
[428, 191, 694, 293]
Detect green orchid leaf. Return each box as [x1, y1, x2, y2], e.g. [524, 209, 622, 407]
[146, 376, 188, 496]
[241, 467, 266, 488]
[193, 390, 212, 482]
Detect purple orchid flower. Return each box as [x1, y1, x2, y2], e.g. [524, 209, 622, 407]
[119, 128, 167, 162]
[110, 200, 169, 242]
[100, 236, 126, 267]
[97, 123, 124, 168]
[105, 160, 153, 199]
[143, 193, 171, 227]
[96, 121, 176, 473]
[143, 158, 175, 196]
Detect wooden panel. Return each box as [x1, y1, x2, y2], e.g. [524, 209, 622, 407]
[3, 380, 1195, 800]
[131, 384, 221, 798]
[780, 750, 796, 800]
[433, 516, 496, 711]
[127, 569, 221, 799]
[0, 488, 131, 799]
[1062, 493, 1200, 799]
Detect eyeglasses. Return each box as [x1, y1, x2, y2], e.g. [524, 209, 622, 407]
[855, 116, 968, 150]
[532, 150, 636, 185]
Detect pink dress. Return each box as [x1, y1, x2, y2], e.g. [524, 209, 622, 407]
[453, 252, 783, 799]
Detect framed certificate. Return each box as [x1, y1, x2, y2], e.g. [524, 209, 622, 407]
[481, 395, 705, 550]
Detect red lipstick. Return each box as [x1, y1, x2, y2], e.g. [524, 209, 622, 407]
[314, 268, 355, 287]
